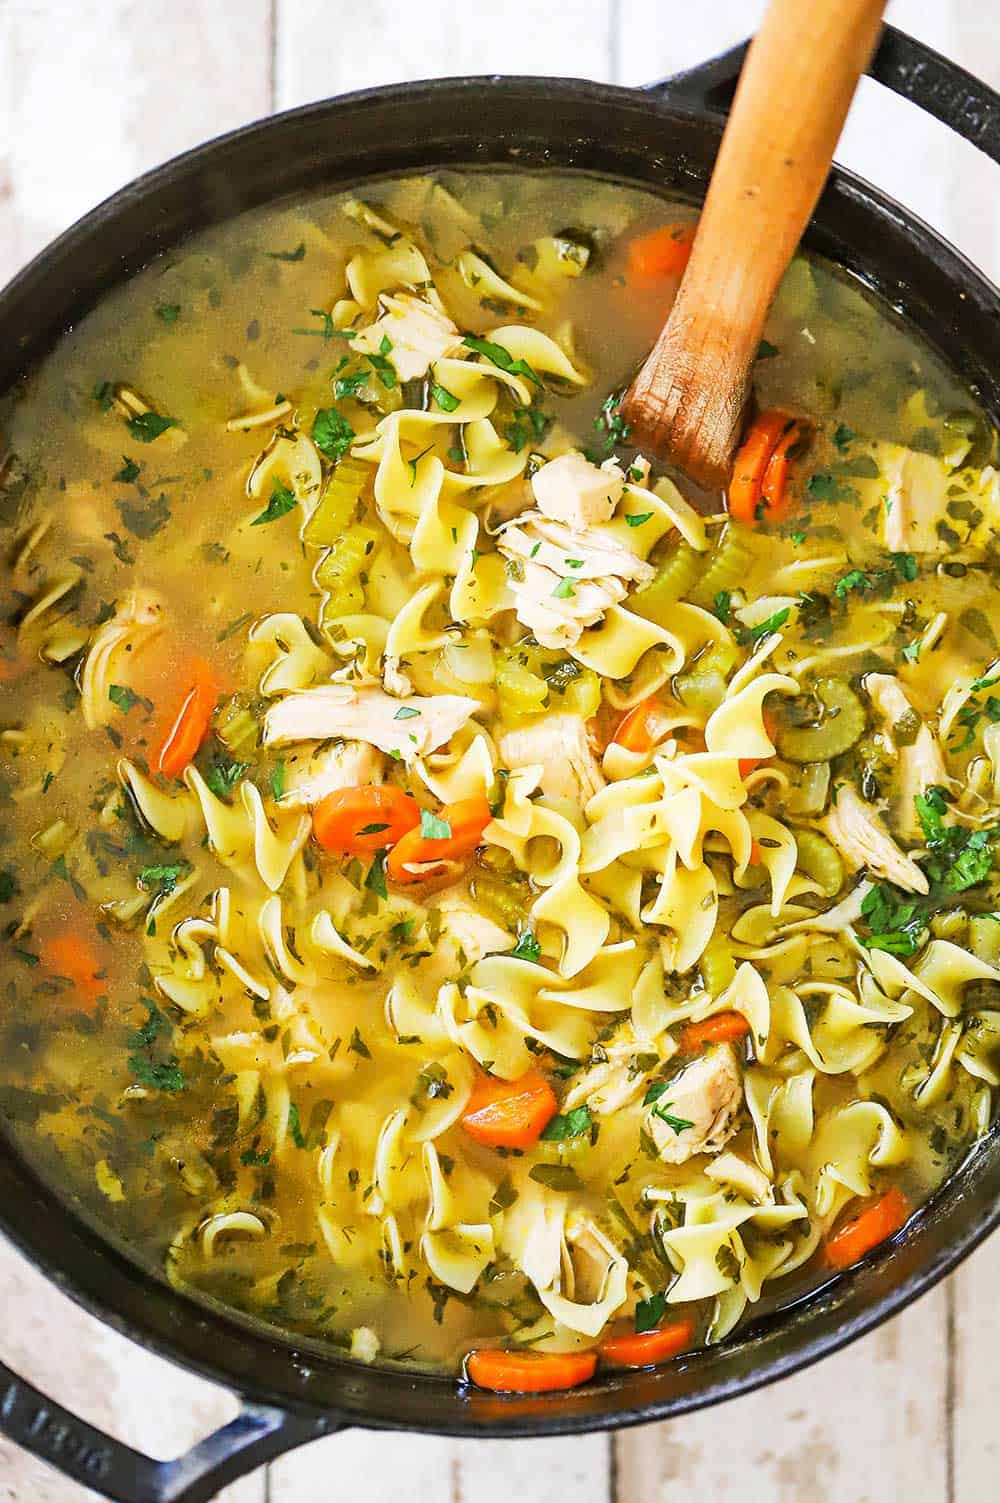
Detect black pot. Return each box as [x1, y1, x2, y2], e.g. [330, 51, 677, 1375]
[1, 27, 999, 1503]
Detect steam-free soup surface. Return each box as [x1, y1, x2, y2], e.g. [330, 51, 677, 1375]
[0, 171, 997, 1384]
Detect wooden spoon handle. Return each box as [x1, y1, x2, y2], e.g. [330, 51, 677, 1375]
[621, 0, 886, 491]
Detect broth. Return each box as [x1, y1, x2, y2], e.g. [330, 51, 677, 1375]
[0, 170, 996, 1383]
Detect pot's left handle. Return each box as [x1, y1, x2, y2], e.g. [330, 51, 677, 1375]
[0, 1357, 336, 1503]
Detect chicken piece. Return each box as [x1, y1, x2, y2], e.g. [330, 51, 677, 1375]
[351, 293, 462, 382]
[497, 512, 651, 651]
[499, 713, 605, 806]
[532, 453, 625, 529]
[263, 686, 478, 763]
[644, 1044, 743, 1164]
[865, 672, 948, 836]
[278, 739, 384, 809]
[563, 1022, 676, 1117]
[823, 783, 929, 894]
[705, 1151, 772, 1204]
[875, 442, 954, 554]
[434, 887, 512, 967]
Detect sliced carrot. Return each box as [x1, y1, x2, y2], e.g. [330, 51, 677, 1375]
[386, 795, 492, 885]
[41, 930, 107, 1009]
[759, 420, 804, 521]
[465, 1348, 597, 1394]
[599, 1316, 695, 1369]
[824, 1187, 910, 1271]
[749, 840, 763, 866]
[461, 1069, 558, 1149]
[627, 223, 696, 285]
[680, 1011, 751, 1053]
[738, 712, 779, 780]
[728, 410, 799, 525]
[313, 785, 419, 855]
[155, 659, 220, 780]
[613, 695, 674, 755]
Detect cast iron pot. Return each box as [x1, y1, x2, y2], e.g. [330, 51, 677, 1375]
[0, 26, 999, 1503]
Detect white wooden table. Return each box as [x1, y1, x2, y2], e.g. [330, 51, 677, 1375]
[1, 2, 998, 1498]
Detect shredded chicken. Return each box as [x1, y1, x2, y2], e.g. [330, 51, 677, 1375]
[645, 1044, 743, 1164]
[278, 740, 384, 809]
[532, 453, 624, 529]
[865, 672, 948, 836]
[263, 686, 478, 763]
[497, 456, 650, 650]
[499, 713, 605, 806]
[877, 442, 954, 554]
[433, 887, 512, 968]
[351, 293, 462, 382]
[823, 783, 929, 894]
[563, 1022, 675, 1117]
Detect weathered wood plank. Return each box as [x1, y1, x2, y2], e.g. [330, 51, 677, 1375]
[270, 1426, 612, 1503]
[272, 0, 615, 107]
[615, 1283, 950, 1503]
[0, 1235, 265, 1501]
[0, 0, 272, 288]
[952, 1241, 998, 1503]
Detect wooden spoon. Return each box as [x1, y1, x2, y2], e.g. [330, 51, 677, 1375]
[620, 0, 887, 493]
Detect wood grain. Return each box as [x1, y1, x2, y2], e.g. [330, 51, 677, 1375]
[1, 3, 998, 1502]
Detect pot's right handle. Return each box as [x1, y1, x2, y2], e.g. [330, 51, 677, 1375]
[653, 23, 1000, 166]
[0, 1356, 335, 1503]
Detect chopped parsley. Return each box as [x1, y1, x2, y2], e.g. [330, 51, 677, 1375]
[806, 471, 857, 503]
[510, 930, 541, 963]
[584, 392, 630, 462]
[832, 422, 857, 453]
[312, 406, 355, 461]
[251, 479, 297, 527]
[365, 850, 388, 901]
[430, 380, 460, 413]
[155, 303, 181, 324]
[205, 758, 248, 800]
[634, 1292, 668, 1334]
[270, 759, 286, 800]
[394, 706, 420, 720]
[138, 863, 188, 895]
[552, 577, 576, 599]
[643, 1081, 694, 1135]
[364, 335, 397, 390]
[419, 809, 452, 841]
[114, 456, 141, 484]
[108, 684, 139, 714]
[625, 511, 653, 528]
[757, 339, 779, 360]
[528, 1163, 583, 1192]
[540, 1106, 592, 1141]
[266, 242, 306, 261]
[737, 607, 790, 644]
[126, 412, 178, 443]
[461, 334, 541, 387]
[713, 590, 731, 624]
[333, 369, 369, 400]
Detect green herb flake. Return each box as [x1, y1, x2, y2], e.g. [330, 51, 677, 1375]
[270, 759, 286, 800]
[126, 412, 178, 443]
[394, 706, 421, 720]
[511, 930, 541, 963]
[461, 334, 542, 387]
[251, 479, 297, 526]
[552, 577, 576, 600]
[430, 381, 460, 413]
[634, 1292, 667, 1334]
[114, 456, 141, 484]
[365, 850, 388, 901]
[420, 809, 452, 841]
[108, 684, 139, 713]
[155, 303, 181, 324]
[266, 242, 306, 262]
[625, 511, 653, 528]
[540, 1106, 592, 1141]
[312, 406, 355, 461]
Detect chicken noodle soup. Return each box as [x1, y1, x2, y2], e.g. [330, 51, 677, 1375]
[0, 171, 997, 1386]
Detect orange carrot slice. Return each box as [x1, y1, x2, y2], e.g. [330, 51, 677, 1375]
[824, 1187, 910, 1270]
[627, 223, 696, 284]
[461, 1069, 558, 1149]
[613, 695, 674, 755]
[41, 929, 107, 1009]
[466, 1348, 597, 1393]
[599, 1316, 695, 1368]
[313, 786, 420, 855]
[155, 659, 220, 780]
[728, 410, 799, 525]
[386, 795, 492, 885]
[679, 1012, 751, 1053]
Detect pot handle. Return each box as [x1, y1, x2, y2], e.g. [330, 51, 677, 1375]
[650, 23, 1000, 165]
[0, 1356, 335, 1503]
